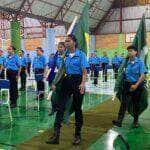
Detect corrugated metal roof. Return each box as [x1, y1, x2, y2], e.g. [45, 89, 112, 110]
[0, 0, 114, 31]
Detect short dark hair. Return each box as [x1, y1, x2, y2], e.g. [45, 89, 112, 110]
[127, 45, 138, 51]
[58, 42, 65, 47]
[36, 47, 44, 53]
[67, 34, 78, 48]
[10, 45, 16, 51]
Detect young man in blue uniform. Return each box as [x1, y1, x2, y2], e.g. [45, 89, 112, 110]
[4, 45, 21, 108]
[91, 53, 101, 85]
[46, 34, 89, 145]
[0, 49, 5, 79]
[101, 51, 109, 82]
[33, 47, 46, 99]
[26, 53, 31, 76]
[19, 50, 27, 91]
[111, 52, 122, 79]
[113, 45, 147, 128]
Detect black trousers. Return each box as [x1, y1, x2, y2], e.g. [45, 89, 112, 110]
[102, 63, 108, 82]
[118, 81, 142, 121]
[27, 62, 31, 76]
[54, 75, 84, 133]
[90, 64, 94, 80]
[6, 69, 18, 105]
[93, 65, 99, 85]
[112, 65, 118, 79]
[20, 67, 26, 89]
[0, 69, 5, 79]
[35, 69, 45, 97]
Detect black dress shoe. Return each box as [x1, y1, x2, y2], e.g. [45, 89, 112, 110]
[48, 109, 55, 116]
[10, 104, 17, 108]
[133, 122, 139, 128]
[46, 133, 59, 144]
[72, 135, 81, 145]
[112, 120, 122, 127]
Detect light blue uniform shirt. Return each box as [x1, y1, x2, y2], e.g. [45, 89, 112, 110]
[88, 56, 101, 64]
[56, 55, 63, 69]
[88, 57, 93, 64]
[125, 57, 146, 82]
[101, 56, 109, 64]
[33, 55, 46, 69]
[112, 56, 121, 64]
[65, 49, 89, 75]
[0, 56, 5, 66]
[119, 56, 124, 64]
[26, 57, 31, 63]
[20, 56, 27, 67]
[5, 54, 21, 71]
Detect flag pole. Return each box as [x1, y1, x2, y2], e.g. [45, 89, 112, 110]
[67, 16, 78, 35]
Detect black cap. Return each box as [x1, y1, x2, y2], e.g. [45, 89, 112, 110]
[127, 45, 138, 51]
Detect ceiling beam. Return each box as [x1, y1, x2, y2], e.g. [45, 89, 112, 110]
[0, 5, 70, 26]
[18, 0, 27, 11]
[79, 0, 107, 12]
[54, 0, 75, 21]
[93, 0, 116, 34]
[3, 0, 21, 7]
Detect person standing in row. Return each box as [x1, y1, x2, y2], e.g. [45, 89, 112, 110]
[26, 53, 31, 77]
[113, 45, 147, 128]
[0, 49, 5, 79]
[19, 50, 27, 91]
[46, 34, 88, 145]
[111, 52, 122, 79]
[47, 42, 66, 115]
[92, 53, 101, 86]
[33, 47, 46, 100]
[4, 45, 21, 108]
[101, 51, 109, 82]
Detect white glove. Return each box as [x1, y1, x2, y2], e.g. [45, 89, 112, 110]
[112, 92, 117, 101]
[45, 68, 51, 78]
[47, 90, 52, 100]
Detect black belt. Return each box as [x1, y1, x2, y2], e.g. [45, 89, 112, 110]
[124, 80, 136, 85]
[66, 74, 82, 78]
[7, 69, 18, 72]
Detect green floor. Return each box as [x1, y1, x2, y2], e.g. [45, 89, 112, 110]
[0, 89, 150, 150]
[0, 91, 109, 150]
[89, 98, 150, 150]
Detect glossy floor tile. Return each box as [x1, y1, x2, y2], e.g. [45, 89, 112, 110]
[89, 97, 150, 150]
[0, 90, 109, 150]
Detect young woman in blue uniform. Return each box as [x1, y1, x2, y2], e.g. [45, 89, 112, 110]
[5, 45, 21, 108]
[47, 42, 65, 87]
[46, 34, 88, 145]
[111, 52, 122, 79]
[113, 45, 147, 128]
[47, 42, 66, 115]
[33, 47, 46, 99]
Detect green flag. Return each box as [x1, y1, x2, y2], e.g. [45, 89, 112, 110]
[73, 1, 89, 55]
[10, 21, 21, 54]
[132, 14, 148, 69]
